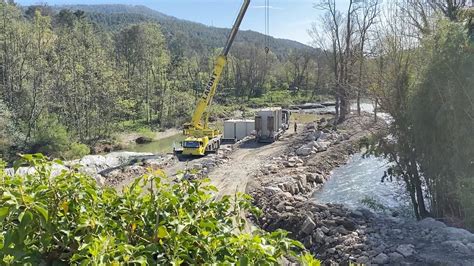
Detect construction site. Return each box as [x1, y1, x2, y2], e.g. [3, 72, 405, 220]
[1, 0, 473, 264]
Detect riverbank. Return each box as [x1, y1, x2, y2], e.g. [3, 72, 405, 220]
[117, 128, 181, 146]
[247, 114, 474, 264]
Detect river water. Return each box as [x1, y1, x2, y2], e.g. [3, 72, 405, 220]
[312, 101, 410, 212]
[312, 154, 408, 210]
[126, 134, 184, 154]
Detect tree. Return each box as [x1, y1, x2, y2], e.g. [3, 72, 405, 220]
[354, 0, 379, 115]
[52, 15, 121, 143]
[410, 21, 474, 227]
[367, 2, 474, 224]
[115, 23, 170, 126]
[310, 0, 360, 123]
[229, 43, 275, 99]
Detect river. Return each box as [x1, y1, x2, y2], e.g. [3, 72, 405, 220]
[126, 133, 184, 154]
[312, 153, 409, 212]
[312, 101, 411, 214]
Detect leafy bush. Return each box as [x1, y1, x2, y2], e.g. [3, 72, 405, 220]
[360, 196, 388, 213]
[0, 154, 319, 265]
[0, 101, 24, 160]
[136, 127, 156, 139]
[31, 117, 71, 157]
[61, 142, 91, 160]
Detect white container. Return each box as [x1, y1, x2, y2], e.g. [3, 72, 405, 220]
[224, 119, 255, 141]
[224, 120, 237, 140]
[245, 120, 255, 135]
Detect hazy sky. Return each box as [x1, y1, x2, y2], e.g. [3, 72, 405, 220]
[15, 0, 350, 44]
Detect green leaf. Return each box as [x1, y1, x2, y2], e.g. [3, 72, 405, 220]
[19, 210, 33, 227]
[157, 226, 169, 238]
[0, 206, 9, 222]
[34, 204, 49, 222]
[239, 255, 249, 266]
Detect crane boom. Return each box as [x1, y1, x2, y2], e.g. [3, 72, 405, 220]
[189, 0, 250, 130]
[180, 0, 251, 156]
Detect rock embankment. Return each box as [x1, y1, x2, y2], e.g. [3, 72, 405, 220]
[249, 115, 383, 200]
[248, 115, 474, 264]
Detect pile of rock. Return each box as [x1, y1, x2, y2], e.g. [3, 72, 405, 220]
[94, 153, 174, 186]
[247, 115, 473, 264]
[254, 192, 474, 265]
[250, 118, 363, 200]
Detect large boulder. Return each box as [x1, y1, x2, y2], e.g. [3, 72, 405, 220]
[441, 226, 474, 242]
[301, 216, 316, 235]
[135, 136, 153, 144]
[419, 217, 446, 230]
[313, 228, 325, 243]
[74, 152, 153, 176]
[5, 163, 68, 178]
[372, 253, 389, 264]
[296, 146, 312, 156]
[441, 240, 471, 254]
[315, 141, 331, 151]
[396, 244, 415, 257]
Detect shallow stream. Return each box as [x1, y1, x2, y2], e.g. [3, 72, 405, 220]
[312, 154, 408, 211]
[126, 133, 184, 154]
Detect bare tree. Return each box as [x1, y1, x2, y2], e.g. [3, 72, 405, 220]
[355, 0, 380, 115]
[311, 0, 360, 123]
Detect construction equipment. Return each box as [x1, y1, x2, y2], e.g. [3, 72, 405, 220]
[179, 0, 251, 156]
[255, 108, 290, 143]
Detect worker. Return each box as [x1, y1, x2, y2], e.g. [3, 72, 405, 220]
[294, 122, 297, 133]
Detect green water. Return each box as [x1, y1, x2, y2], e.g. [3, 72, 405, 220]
[126, 133, 185, 154]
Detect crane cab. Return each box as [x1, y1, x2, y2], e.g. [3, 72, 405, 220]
[181, 128, 222, 156]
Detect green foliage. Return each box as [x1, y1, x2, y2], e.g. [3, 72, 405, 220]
[62, 143, 91, 160]
[30, 117, 91, 160]
[136, 127, 156, 139]
[0, 2, 326, 161]
[0, 101, 22, 160]
[249, 90, 294, 107]
[410, 20, 474, 228]
[31, 117, 71, 157]
[360, 196, 388, 213]
[368, 18, 474, 227]
[0, 154, 317, 264]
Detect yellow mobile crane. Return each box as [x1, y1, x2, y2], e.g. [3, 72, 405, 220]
[180, 0, 251, 156]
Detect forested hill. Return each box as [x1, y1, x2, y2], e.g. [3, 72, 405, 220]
[51, 4, 312, 58]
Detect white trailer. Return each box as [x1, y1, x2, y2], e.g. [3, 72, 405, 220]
[255, 108, 290, 143]
[223, 119, 255, 141]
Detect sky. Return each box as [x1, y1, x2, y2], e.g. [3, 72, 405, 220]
[15, 0, 350, 44]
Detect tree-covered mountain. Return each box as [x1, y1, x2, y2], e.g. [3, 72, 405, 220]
[50, 4, 313, 59]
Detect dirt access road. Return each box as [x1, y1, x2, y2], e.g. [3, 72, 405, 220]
[112, 127, 300, 197]
[208, 136, 293, 198]
[161, 130, 299, 198]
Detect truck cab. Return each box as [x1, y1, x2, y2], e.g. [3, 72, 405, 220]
[182, 137, 207, 156]
[180, 127, 222, 156]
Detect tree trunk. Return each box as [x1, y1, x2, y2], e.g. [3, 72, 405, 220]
[357, 91, 361, 116]
[374, 98, 378, 122]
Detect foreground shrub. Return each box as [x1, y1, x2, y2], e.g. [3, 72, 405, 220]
[0, 154, 319, 265]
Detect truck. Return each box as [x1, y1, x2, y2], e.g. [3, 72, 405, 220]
[255, 108, 290, 143]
